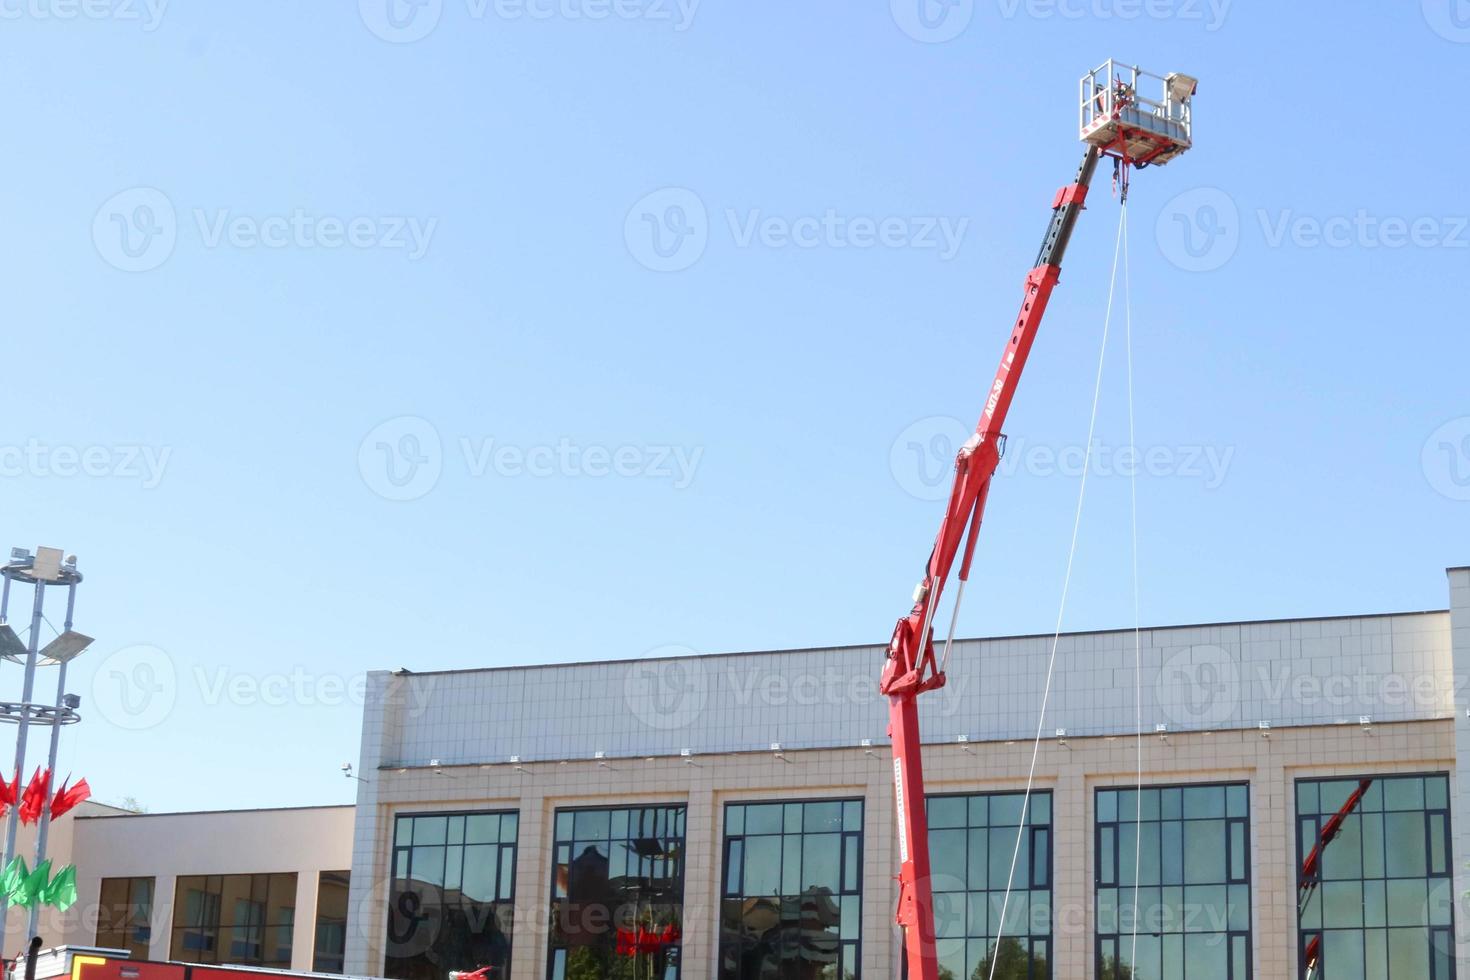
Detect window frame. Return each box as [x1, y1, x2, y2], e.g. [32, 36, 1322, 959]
[96, 876, 156, 958]
[170, 873, 297, 969]
[386, 808, 521, 980]
[545, 802, 688, 980]
[922, 789, 1054, 980]
[1093, 781, 1253, 980]
[1294, 772, 1455, 980]
[717, 796, 865, 980]
[313, 870, 351, 974]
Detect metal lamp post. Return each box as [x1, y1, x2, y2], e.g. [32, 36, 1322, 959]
[0, 546, 90, 938]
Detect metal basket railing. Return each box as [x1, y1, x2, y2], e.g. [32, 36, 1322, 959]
[1080, 59, 1193, 144]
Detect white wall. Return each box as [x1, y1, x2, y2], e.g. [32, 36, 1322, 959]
[1448, 567, 1470, 975]
[367, 611, 1455, 770]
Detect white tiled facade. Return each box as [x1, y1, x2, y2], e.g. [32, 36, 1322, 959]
[353, 615, 1453, 768]
[344, 567, 1470, 980]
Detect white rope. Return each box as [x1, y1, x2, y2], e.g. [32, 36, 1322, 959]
[988, 204, 1128, 980]
[1122, 202, 1145, 972]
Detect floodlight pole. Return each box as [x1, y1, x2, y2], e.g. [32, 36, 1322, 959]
[0, 574, 46, 923]
[26, 581, 78, 937]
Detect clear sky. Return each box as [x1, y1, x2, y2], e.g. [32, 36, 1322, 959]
[1, 2, 1466, 812]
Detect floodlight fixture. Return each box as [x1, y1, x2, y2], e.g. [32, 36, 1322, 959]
[1166, 72, 1199, 103]
[30, 548, 63, 582]
[0, 623, 26, 662]
[38, 630, 93, 665]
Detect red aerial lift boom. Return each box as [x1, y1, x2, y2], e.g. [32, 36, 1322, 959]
[1298, 778, 1374, 978]
[879, 61, 1196, 980]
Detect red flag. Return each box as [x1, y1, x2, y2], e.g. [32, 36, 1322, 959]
[49, 776, 91, 820]
[0, 771, 18, 809]
[18, 769, 50, 825]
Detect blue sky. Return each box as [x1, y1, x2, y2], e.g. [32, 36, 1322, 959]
[1, 1, 1467, 811]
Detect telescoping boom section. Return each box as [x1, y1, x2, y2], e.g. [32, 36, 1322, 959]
[878, 62, 1195, 980]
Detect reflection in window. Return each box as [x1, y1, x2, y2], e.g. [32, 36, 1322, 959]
[1094, 783, 1250, 980]
[386, 811, 519, 980]
[548, 805, 686, 980]
[925, 791, 1051, 980]
[97, 876, 154, 958]
[314, 871, 351, 973]
[171, 874, 297, 968]
[718, 799, 862, 980]
[1296, 774, 1454, 979]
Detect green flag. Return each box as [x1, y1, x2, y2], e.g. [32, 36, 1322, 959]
[13, 858, 51, 908]
[42, 864, 78, 911]
[0, 856, 26, 901]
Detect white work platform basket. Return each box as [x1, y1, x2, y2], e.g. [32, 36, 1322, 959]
[1080, 60, 1196, 166]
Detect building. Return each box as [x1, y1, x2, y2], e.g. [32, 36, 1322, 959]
[344, 567, 1470, 979]
[2, 800, 133, 952]
[22, 567, 1470, 979]
[5, 805, 353, 973]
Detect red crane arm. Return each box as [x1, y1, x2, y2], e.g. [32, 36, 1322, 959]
[1301, 778, 1372, 883]
[1299, 778, 1374, 976]
[880, 146, 1101, 980]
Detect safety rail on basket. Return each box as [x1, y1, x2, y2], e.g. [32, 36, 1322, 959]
[1080, 59, 1196, 169]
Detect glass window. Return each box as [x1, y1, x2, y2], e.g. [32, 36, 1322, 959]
[313, 871, 350, 973]
[720, 798, 861, 980]
[1095, 783, 1250, 980]
[549, 804, 685, 980]
[386, 810, 519, 980]
[1296, 774, 1453, 979]
[97, 877, 154, 958]
[921, 791, 1050, 980]
[170, 874, 296, 968]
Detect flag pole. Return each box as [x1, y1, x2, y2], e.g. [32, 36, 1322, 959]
[0, 575, 46, 929]
[26, 581, 76, 938]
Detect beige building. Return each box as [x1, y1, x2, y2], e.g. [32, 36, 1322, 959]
[2, 800, 132, 952]
[13, 567, 1469, 980]
[6, 805, 353, 974]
